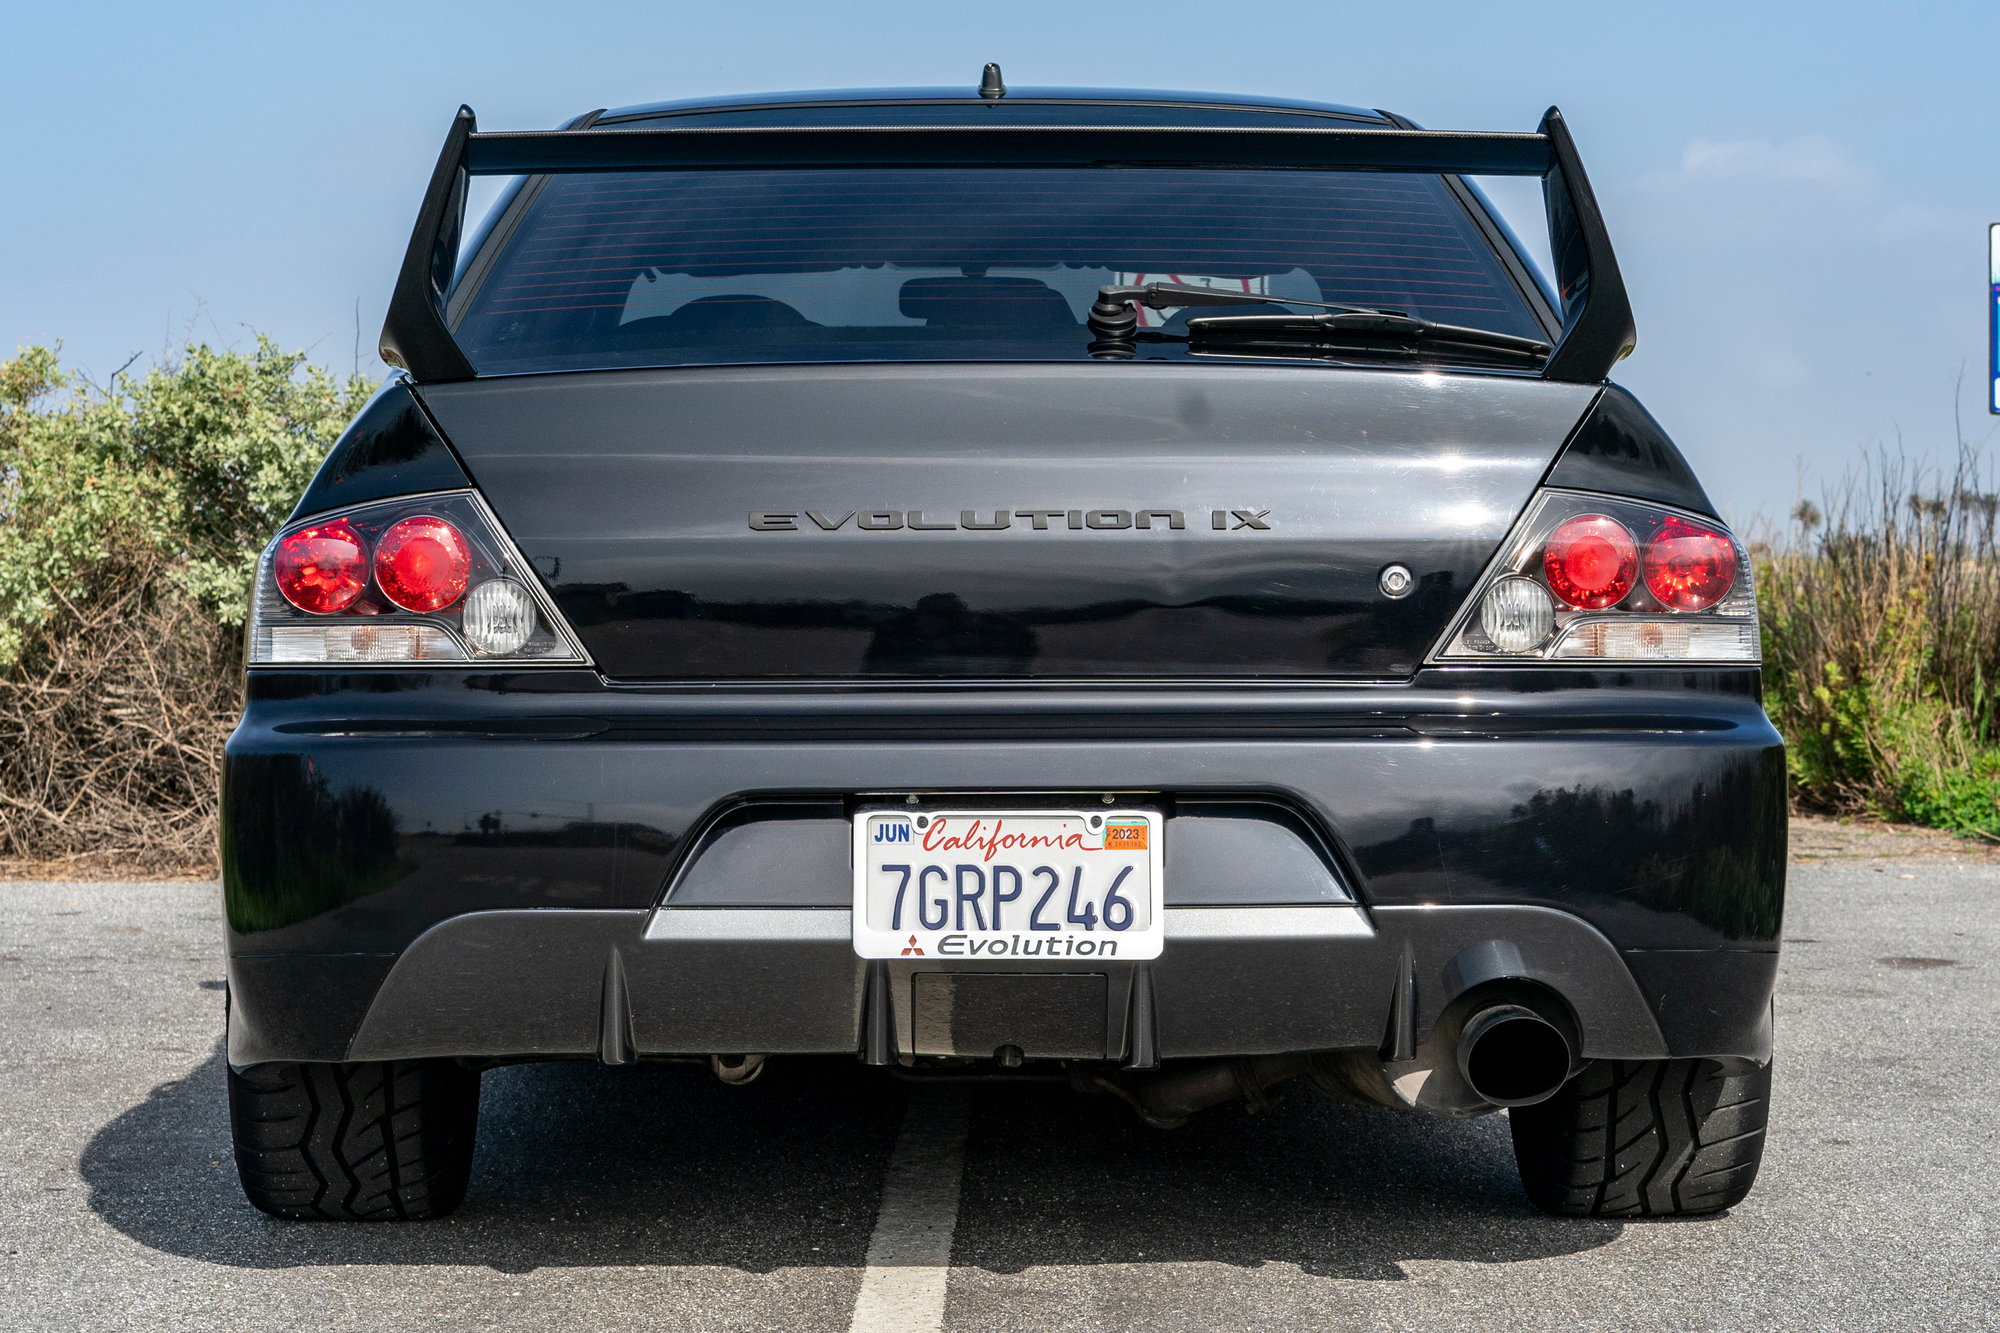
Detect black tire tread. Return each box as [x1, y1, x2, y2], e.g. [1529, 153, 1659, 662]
[227, 1059, 480, 1221]
[1509, 1057, 1771, 1217]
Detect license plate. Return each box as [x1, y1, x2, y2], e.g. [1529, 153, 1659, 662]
[852, 808, 1164, 961]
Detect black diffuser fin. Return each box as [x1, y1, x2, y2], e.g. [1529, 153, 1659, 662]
[599, 947, 636, 1066]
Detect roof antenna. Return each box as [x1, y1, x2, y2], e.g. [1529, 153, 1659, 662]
[978, 62, 1006, 99]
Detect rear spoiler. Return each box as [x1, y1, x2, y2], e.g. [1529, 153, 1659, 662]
[380, 107, 1634, 385]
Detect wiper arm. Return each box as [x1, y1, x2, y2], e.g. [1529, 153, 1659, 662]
[1086, 281, 1394, 355]
[1181, 310, 1552, 363]
[1084, 281, 1547, 364]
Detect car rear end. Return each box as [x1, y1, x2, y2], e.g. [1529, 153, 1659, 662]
[221, 87, 1782, 1222]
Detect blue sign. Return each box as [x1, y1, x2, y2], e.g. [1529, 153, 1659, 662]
[1993, 224, 2000, 413]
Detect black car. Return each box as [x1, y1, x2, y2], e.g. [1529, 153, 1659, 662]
[222, 71, 1782, 1223]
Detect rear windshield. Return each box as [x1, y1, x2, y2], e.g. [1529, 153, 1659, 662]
[451, 167, 1546, 376]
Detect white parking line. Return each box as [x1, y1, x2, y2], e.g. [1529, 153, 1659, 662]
[848, 1084, 971, 1333]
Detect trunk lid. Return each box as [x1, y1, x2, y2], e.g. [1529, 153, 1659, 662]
[418, 364, 1596, 679]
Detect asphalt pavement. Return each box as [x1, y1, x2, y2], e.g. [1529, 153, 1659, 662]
[0, 864, 1993, 1332]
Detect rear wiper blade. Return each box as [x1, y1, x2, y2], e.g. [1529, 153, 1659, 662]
[1091, 281, 1398, 327]
[1180, 311, 1552, 362]
[1086, 282, 1393, 353]
[1084, 282, 1547, 363]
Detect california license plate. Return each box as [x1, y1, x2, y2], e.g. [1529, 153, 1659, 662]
[852, 808, 1164, 961]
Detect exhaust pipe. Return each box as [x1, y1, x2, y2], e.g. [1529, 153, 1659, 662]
[1102, 998, 1575, 1127]
[1098, 1054, 1310, 1128]
[1455, 1004, 1572, 1107]
[710, 1053, 767, 1085]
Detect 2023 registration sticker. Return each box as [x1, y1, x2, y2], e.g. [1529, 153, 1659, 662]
[851, 808, 1165, 961]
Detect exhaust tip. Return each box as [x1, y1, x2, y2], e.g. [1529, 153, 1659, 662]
[1456, 1004, 1572, 1107]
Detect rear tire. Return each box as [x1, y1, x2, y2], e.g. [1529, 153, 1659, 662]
[227, 1059, 481, 1221]
[1508, 1057, 1771, 1217]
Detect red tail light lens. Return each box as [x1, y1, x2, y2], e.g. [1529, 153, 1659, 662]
[1644, 515, 1738, 610]
[1543, 515, 1638, 609]
[373, 516, 472, 612]
[273, 519, 368, 613]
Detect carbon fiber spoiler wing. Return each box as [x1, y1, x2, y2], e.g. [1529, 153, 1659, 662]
[379, 107, 1633, 385]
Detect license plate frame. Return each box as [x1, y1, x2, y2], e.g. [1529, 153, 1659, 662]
[851, 806, 1164, 961]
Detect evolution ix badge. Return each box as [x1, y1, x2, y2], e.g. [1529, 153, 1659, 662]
[748, 508, 1273, 531]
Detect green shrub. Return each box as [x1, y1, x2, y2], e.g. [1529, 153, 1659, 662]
[0, 340, 369, 871]
[1758, 447, 2000, 838]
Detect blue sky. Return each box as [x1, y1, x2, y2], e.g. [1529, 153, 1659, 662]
[5, 0, 1997, 524]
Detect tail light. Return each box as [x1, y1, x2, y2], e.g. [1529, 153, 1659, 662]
[373, 516, 473, 613]
[273, 518, 368, 614]
[249, 491, 589, 666]
[1430, 489, 1757, 664]
[1542, 515, 1637, 609]
[1642, 514, 1738, 611]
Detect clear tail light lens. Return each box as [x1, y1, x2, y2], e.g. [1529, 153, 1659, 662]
[1552, 618, 1758, 661]
[264, 623, 466, 663]
[1430, 489, 1758, 664]
[1479, 577, 1555, 652]
[460, 578, 537, 655]
[250, 491, 589, 667]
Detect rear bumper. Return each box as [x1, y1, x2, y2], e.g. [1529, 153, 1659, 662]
[222, 668, 1786, 1068]
[231, 902, 1785, 1069]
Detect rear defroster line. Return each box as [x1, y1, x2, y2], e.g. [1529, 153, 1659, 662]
[848, 1085, 971, 1333]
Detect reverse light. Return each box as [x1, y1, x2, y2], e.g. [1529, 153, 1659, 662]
[461, 578, 537, 655]
[374, 516, 472, 612]
[1430, 489, 1758, 664]
[273, 519, 368, 614]
[1480, 578, 1554, 653]
[1643, 514, 1738, 611]
[250, 491, 589, 667]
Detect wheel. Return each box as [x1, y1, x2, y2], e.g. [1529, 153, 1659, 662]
[1508, 1057, 1771, 1217]
[227, 1059, 481, 1221]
